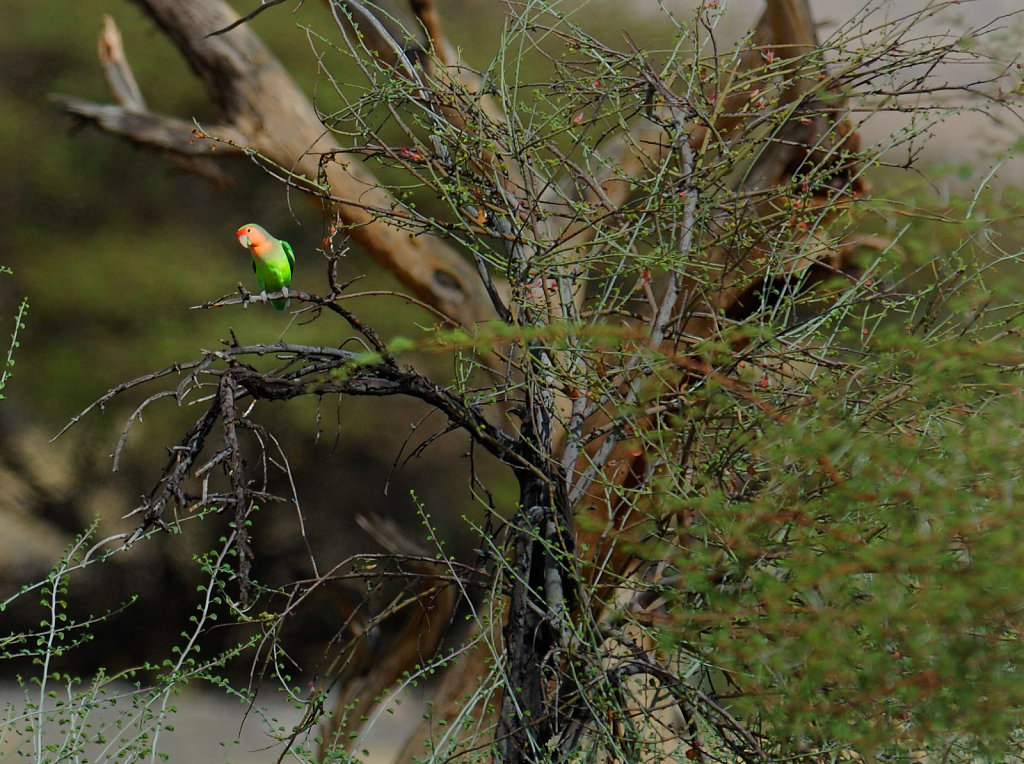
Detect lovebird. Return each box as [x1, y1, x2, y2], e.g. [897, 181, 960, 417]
[236, 223, 295, 310]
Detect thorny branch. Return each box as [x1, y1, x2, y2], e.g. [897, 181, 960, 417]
[62, 322, 520, 524]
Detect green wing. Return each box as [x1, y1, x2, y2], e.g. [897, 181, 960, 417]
[250, 259, 263, 290]
[282, 240, 295, 271]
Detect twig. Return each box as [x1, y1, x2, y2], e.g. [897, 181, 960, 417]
[205, 0, 291, 37]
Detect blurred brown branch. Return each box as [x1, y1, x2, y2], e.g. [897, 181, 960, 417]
[52, 0, 495, 326]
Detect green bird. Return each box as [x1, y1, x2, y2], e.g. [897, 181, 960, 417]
[236, 223, 295, 310]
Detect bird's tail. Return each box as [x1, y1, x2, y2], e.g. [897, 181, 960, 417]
[272, 297, 291, 311]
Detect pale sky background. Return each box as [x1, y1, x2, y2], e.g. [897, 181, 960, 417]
[620, 0, 1024, 184]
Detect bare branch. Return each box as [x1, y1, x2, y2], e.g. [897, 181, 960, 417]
[98, 14, 146, 110]
[50, 95, 246, 156]
[319, 512, 458, 755]
[204, 0, 290, 38]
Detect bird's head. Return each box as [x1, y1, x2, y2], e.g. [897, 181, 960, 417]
[236, 223, 271, 255]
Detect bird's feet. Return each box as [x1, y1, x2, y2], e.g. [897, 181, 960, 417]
[281, 286, 290, 300]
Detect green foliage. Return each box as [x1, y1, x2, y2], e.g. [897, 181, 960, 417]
[642, 348, 1024, 753]
[0, 266, 27, 400]
[0, 525, 323, 762]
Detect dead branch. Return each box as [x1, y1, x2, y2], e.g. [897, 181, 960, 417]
[50, 94, 247, 156]
[318, 513, 458, 756]
[98, 14, 145, 110]
[52, 0, 496, 326]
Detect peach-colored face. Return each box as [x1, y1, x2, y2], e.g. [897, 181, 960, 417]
[236, 224, 271, 255]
